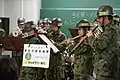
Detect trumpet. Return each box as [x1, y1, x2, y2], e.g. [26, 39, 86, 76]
[12, 28, 26, 38]
[60, 35, 82, 45]
[12, 31, 19, 37]
[11, 27, 23, 37]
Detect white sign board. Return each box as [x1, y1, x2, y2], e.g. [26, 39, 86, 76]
[22, 44, 50, 68]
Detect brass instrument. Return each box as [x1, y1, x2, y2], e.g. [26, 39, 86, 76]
[12, 30, 26, 37]
[12, 31, 19, 37]
[60, 34, 82, 45]
[69, 25, 99, 55]
[12, 27, 27, 38]
[93, 25, 103, 38]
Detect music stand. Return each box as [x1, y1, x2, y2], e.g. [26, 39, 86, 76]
[0, 36, 26, 51]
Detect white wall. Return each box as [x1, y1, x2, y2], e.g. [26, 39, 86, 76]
[23, 0, 41, 24]
[0, 0, 4, 16]
[3, 0, 41, 33]
[4, 0, 21, 32]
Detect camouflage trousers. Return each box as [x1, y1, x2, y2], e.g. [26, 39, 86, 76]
[54, 54, 65, 80]
[45, 53, 65, 80]
[22, 67, 45, 80]
[12, 51, 23, 77]
[74, 55, 93, 80]
[45, 54, 55, 80]
[93, 57, 119, 80]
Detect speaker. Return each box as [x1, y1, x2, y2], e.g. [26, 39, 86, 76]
[0, 17, 9, 36]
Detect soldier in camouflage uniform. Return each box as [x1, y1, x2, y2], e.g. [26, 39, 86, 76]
[113, 14, 120, 43]
[10, 17, 26, 37]
[66, 19, 93, 80]
[46, 18, 67, 80]
[0, 21, 5, 55]
[17, 17, 26, 34]
[11, 17, 26, 78]
[22, 21, 45, 80]
[43, 18, 51, 31]
[113, 14, 120, 33]
[0, 29, 5, 36]
[47, 18, 66, 43]
[87, 5, 119, 80]
[113, 14, 120, 80]
[37, 19, 50, 34]
[0, 18, 5, 36]
[37, 18, 51, 33]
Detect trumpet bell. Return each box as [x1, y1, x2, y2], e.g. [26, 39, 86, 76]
[12, 31, 19, 37]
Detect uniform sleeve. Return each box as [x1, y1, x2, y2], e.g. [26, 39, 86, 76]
[54, 43, 66, 52]
[58, 32, 67, 43]
[61, 33, 67, 40]
[73, 44, 91, 55]
[88, 27, 117, 50]
[54, 33, 67, 52]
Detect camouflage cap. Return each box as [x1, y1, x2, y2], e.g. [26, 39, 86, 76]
[37, 19, 44, 26]
[113, 14, 120, 22]
[52, 18, 62, 27]
[17, 17, 25, 25]
[76, 19, 91, 29]
[43, 18, 51, 24]
[97, 4, 114, 17]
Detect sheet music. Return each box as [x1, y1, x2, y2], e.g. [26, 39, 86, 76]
[38, 34, 59, 53]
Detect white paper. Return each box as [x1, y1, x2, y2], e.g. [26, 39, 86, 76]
[38, 34, 59, 53]
[22, 44, 50, 68]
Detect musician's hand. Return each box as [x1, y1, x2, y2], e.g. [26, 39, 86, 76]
[65, 38, 74, 44]
[86, 30, 93, 37]
[65, 38, 71, 44]
[15, 27, 21, 31]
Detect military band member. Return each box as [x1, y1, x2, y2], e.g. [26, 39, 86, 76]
[87, 5, 119, 80]
[43, 18, 51, 31]
[0, 20, 5, 56]
[37, 19, 47, 34]
[10, 17, 26, 37]
[66, 19, 94, 80]
[45, 17, 67, 80]
[22, 21, 45, 80]
[10, 17, 26, 79]
[113, 14, 120, 30]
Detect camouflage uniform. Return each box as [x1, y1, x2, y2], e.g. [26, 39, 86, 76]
[71, 43, 93, 80]
[0, 28, 5, 55]
[87, 5, 119, 80]
[68, 19, 94, 80]
[53, 31, 66, 80]
[47, 28, 66, 43]
[113, 14, 120, 80]
[46, 18, 67, 80]
[88, 23, 119, 80]
[9, 17, 25, 75]
[113, 14, 120, 44]
[22, 22, 45, 80]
